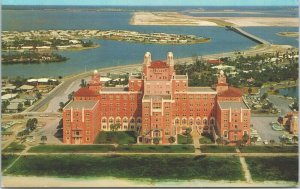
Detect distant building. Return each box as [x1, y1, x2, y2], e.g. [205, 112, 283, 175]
[6, 103, 19, 113]
[63, 52, 251, 144]
[282, 111, 298, 135]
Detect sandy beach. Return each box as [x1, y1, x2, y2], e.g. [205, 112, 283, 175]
[131, 12, 299, 27]
[2, 176, 298, 187]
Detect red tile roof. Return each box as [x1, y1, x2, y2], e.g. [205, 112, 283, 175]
[74, 88, 97, 97]
[149, 60, 168, 68]
[207, 59, 224, 64]
[218, 87, 243, 97]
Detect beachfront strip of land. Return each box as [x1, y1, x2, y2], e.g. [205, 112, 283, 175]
[130, 12, 299, 27]
[1, 141, 299, 187]
[2, 29, 209, 52]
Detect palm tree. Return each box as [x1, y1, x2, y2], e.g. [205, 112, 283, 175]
[153, 137, 160, 145]
[59, 102, 65, 112]
[292, 136, 298, 144]
[17, 103, 23, 112]
[216, 137, 222, 145]
[168, 136, 176, 144]
[251, 136, 258, 145]
[242, 133, 249, 145]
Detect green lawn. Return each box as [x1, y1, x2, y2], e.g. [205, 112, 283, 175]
[199, 135, 214, 144]
[239, 145, 298, 153]
[28, 145, 115, 153]
[246, 156, 298, 182]
[200, 145, 236, 153]
[2, 142, 26, 153]
[5, 155, 244, 180]
[94, 131, 136, 144]
[177, 134, 193, 144]
[1, 154, 18, 170]
[117, 145, 194, 153]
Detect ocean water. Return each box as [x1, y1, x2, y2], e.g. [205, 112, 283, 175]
[1, 6, 298, 78]
[278, 87, 299, 98]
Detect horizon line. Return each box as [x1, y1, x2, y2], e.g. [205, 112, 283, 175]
[2, 4, 299, 7]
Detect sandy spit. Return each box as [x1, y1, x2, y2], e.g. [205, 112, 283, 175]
[1, 176, 298, 187]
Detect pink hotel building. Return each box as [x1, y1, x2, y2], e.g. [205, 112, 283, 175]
[63, 52, 251, 144]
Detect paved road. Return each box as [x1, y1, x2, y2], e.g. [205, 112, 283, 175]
[268, 95, 294, 116]
[27, 64, 141, 113]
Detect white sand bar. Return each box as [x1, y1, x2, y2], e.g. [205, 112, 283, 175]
[131, 12, 299, 27]
[2, 176, 298, 187]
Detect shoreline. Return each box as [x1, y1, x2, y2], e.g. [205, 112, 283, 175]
[2, 43, 296, 80]
[2, 176, 298, 187]
[53, 43, 297, 81]
[1, 44, 100, 53]
[276, 32, 299, 38]
[130, 12, 299, 27]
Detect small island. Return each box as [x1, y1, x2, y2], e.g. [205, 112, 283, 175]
[2, 29, 210, 49]
[1, 29, 210, 64]
[277, 32, 299, 38]
[2, 52, 68, 64]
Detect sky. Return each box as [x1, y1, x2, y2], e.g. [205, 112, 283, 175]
[2, 0, 299, 6]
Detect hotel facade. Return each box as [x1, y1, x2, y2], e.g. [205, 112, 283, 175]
[63, 52, 251, 144]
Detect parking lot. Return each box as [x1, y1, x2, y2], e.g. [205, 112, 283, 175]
[251, 116, 285, 143]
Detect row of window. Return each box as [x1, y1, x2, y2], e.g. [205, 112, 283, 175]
[101, 95, 142, 101]
[101, 117, 142, 124]
[174, 117, 215, 126]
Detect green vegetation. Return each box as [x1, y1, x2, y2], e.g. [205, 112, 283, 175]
[94, 131, 136, 144]
[1, 154, 18, 170]
[200, 145, 236, 153]
[117, 145, 194, 153]
[177, 134, 193, 144]
[175, 51, 298, 88]
[239, 145, 298, 153]
[2, 142, 26, 153]
[2, 52, 68, 64]
[199, 133, 214, 144]
[6, 155, 244, 180]
[246, 157, 298, 181]
[28, 144, 194, 153]
[175, 60, 217, 87]
[28, 145, 115, 153]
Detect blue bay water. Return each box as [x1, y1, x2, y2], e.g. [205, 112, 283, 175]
[278, 87, 299, 98]
[1, 7, 298, 78]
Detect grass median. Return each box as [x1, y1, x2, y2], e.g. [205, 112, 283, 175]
[200, 145, 236, 153]
[117, 144, 195, 153]
[94, 131, 136, 144]
[28, 145, 115, 153]
[2, 142, 26, 153]
[239, 145, 298, 153]
[2, 154, 18, 170]
[177, 134, 193, 144]
[28, 144, 194, 153]
[5, 154, 244, 180]
[245, 156, 298, 182]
